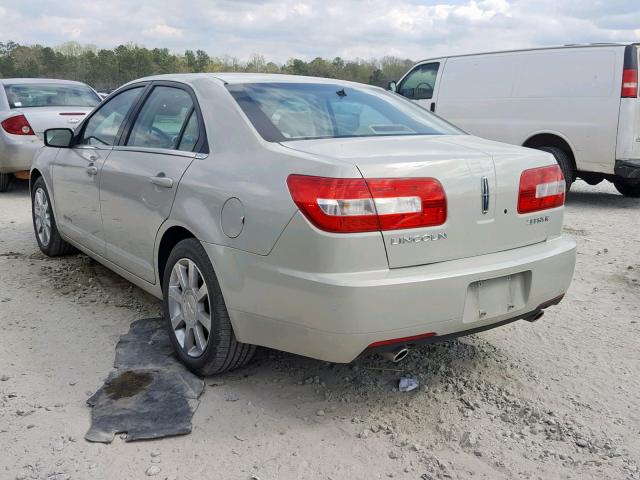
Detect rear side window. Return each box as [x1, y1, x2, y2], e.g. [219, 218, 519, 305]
[177, 111, 200, 151]
[398, 63, 440, 100]
[80, 87, 143, 146]
[127, 86, 195, 150]
[3, 83, 100, 108]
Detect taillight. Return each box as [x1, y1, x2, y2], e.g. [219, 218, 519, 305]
[287, 175, 447, 233]
[621, 68, 638, 98]
[518, 165, 565, 214]
[1, 114, 35, 135]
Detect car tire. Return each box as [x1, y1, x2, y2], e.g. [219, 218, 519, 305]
[537, 146, 575, 191]
[31, 177, 77, 256]
[613, 178, 640, 198]
[0, 173, 12, 192]
[162, 238, 256, 375]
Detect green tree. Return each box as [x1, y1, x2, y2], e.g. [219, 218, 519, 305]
[0, 40, 414, 92]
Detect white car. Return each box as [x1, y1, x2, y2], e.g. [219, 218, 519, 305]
[391, 43, 640, 196]
[0, 78, 101, 191]
[31, 74, 576, 374]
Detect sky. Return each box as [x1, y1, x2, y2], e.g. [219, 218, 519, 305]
[1, 0, 639, 62]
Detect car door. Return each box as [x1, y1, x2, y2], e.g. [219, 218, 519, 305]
[99, 83, 205, 283]
[52, 85, 145, 255]
[396, 60, 445, 113]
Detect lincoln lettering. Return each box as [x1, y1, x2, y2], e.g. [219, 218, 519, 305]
[390, 232, 448, 245]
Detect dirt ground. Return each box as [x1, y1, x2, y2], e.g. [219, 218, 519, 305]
[0, 179, 639, 480]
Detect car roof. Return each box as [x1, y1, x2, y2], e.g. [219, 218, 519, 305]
[413, 42, 639, 65]
[0, 78, 91, 86]
[128, 72, 374, 89]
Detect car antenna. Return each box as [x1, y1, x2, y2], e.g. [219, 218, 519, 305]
[336, 88, 347, 97]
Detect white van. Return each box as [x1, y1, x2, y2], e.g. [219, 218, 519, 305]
[390, 43, 640, 197]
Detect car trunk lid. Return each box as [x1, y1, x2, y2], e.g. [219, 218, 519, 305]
[18, 106, 92, 138]
[281, 134, 564, 268]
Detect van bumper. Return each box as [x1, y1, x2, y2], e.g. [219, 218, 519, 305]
[203, 236, 576, 363]
[615, 159, 640, 180]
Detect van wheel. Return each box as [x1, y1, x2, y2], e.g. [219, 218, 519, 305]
[0, 173, 12, 192]
[537, 146, 575, 191]
[31, 177, 77, 256]
[162, 238, 256, 375]
[613, 178, 640, 198]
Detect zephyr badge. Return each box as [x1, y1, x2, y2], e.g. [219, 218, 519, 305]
[481, 176, 490, 214]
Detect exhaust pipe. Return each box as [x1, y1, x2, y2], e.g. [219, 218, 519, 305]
[525, 310, 545, 323]
[381, 347, 410, 363]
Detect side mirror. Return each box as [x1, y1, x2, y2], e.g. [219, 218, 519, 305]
[388, 81, 397, 93]
[44, 128, 74, 148]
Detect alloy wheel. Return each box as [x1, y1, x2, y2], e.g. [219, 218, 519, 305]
[167, 258, 212, 357]
[33, 187, 51, 247]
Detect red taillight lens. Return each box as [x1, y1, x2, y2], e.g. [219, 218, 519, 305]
[287, 176, 379, 233]
[286, 175, 447, 233]
[622, 68, 638, 98]
[1, 114, 34, 135]
[366, 178, 447, 230]
[518, 165, 565, 214]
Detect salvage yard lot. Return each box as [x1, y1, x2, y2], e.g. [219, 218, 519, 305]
[1, 180, 639, 480]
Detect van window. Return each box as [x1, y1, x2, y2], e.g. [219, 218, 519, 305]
[397, 63, 440, 100]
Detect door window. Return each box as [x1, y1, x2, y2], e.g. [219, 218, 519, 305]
[127, 86, 195, 150]
[79, 87, 143, 146]
[398, 63, 440, 100]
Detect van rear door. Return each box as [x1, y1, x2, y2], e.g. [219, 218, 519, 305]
[616, 44, 640, 163]
[396, 59, 446, 113]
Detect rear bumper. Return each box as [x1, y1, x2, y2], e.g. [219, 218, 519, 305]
[0, 135, 41, 173]
[615, 159, 640, 180]
[203, 236, 576, 363]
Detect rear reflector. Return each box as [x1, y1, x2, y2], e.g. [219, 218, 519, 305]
[368, 331, 436, 348]
[518, 165, 565, 214]
[1, 114, 34, 135]
[287, 175, 447, 233]
[622, 68, 638, 98]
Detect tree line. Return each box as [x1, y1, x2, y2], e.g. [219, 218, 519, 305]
[0, 41, 414, 92]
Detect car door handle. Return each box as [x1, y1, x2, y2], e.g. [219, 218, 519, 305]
[86, 165, 98, 176]
[150, 176, 174, 188]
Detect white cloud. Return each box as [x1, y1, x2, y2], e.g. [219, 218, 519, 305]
[142, 24, 183, 38]
[0, 0, 638, 62]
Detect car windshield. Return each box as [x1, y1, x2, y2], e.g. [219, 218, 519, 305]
[4, 83, 100, 109]
[227, 82, 461, 142]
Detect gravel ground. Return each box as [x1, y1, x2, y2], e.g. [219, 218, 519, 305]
[0, 179, 639, 480]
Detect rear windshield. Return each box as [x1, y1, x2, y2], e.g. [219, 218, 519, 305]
[3, 83, 100, 109]
[227, 82, 461, 142]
